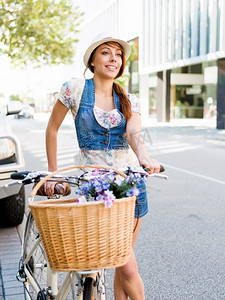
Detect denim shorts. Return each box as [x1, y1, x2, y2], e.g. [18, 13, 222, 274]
[135, 179, 148, 219]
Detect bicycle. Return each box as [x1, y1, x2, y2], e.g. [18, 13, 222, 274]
[12, 164, 167, 300]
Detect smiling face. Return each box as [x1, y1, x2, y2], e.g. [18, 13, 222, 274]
[88, 42, 125, 80]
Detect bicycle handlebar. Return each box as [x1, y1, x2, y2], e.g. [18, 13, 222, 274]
[11, 164, 167, 197]
[11, 165, 165, 181]
[11, 171, 32, 180]
[11, 165, 166, 182]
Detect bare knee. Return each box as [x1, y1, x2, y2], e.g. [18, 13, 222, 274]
[120, 266, 138, 281]
[117, 253, 139, 281]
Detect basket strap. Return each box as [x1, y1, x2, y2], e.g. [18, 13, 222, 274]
[30, 164, 127, 197]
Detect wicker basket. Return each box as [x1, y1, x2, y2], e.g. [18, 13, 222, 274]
[29, 165, 136, 271]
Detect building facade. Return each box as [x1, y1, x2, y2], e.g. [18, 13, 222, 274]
[140, 0, 225, 129]
[76, 0, 225, 129]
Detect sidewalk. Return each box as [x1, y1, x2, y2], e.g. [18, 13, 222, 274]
[0, 227, 24, 299]
[141, 117, 225, 141]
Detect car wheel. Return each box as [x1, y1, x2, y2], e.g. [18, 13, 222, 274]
[0, 186, 25, 227]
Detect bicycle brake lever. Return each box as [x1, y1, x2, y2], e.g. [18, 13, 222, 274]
[22, 172, 41, 184]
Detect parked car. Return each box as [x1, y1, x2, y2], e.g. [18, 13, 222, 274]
[16, 104, 34, 119]
[0, 102, 25, 227]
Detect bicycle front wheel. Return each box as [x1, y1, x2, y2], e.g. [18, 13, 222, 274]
[82, 273, 106, 300]
[23, 211, 48, 299]
[83, 277, 95, 300]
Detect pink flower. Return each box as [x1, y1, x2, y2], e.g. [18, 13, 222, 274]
[77, 195, 87, 203]
[104, 190, 116, 208]
[65, 88, 71, 96]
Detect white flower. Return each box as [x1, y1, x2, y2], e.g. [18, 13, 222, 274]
[114, 176, 124, 186]
[77, 195, 87, 203]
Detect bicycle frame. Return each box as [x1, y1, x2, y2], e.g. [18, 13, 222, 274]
[14, 165, 167, 299]
[47, 269, 106, 299]
[21, 240, 106, 299]
[19, 231, 106, 299]
[17, 211, 106, 300]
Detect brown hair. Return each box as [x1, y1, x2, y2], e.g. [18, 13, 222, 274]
[86, 41, 132, 120]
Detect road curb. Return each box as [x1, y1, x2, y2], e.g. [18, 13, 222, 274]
[0, 261, 5, 300]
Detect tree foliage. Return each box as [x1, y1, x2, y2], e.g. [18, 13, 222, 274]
[9, 94, 23, 102]
[0, 0, 83, 66]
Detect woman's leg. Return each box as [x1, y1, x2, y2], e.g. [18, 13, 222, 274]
[114, 268, 127, 300]
[114, 218, 145, 300]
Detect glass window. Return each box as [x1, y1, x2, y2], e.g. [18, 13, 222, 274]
[149, 87, 157, 118]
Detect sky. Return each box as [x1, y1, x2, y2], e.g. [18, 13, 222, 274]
[0, 55, 77, 107]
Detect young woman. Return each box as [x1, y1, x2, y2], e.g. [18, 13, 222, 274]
[45, 33, 160, 300]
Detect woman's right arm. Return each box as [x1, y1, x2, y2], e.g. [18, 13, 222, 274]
[46, 99, 69, 172]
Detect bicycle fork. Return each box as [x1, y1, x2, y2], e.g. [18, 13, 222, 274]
[76, 270, 107, 300]
[46, 269, 103, 300]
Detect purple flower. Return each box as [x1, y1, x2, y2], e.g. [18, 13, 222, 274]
[106, 173, 115, 182]
[92, 169, 100, 176]
[126, 187, 140, 197]
[76, 168, 142, 207]
[101, 180, 110, 190]
[96, 194, 105, 201]
[91, 179, 102, 192]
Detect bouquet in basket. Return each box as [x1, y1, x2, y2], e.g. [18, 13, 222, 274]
[76, 168, 147, 207]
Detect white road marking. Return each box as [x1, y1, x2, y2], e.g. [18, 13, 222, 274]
[30, 129, 74, 134]
[163, 163, 225, 185]
[206, 139, 225, 145]
[150, 142, 189, 150]
[161, 145, 201, 153]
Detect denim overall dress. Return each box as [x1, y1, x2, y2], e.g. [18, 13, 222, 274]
[75, 78, 148, 218]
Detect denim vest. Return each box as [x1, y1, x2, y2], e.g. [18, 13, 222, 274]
[75, 78, 129, 150]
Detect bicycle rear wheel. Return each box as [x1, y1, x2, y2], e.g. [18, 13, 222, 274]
[23, 211, 48, 299]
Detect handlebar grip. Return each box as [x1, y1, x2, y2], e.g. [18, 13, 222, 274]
[141, 165, 165, 173]
[54, 183, 71, 196]
[34, 182, 71, 196]
[160, 165, 165, 172]
[11, 171, 31, 180]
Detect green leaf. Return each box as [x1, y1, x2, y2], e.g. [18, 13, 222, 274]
[0, 0, 83, 67]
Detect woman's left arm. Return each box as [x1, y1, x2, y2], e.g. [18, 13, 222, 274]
[126, 112, 160, 174]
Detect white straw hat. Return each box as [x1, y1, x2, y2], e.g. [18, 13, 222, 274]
[83, 33, 131, 67]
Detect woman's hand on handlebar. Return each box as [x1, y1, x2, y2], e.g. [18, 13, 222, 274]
[44, 181, 70, 197]
[139, 157, 161, 174]
[44, 181, 56, 197]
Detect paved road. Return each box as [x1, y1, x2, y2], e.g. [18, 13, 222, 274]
[1, 114, 225, 299]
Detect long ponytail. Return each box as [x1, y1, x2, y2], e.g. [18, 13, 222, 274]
[113, 82, 132, 120]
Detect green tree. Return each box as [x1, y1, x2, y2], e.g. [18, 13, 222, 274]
[0, 0, 83, 66]
[9, 94, 23, 102]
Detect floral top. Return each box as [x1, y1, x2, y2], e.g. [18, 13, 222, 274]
[58, 78, 141, 168]
[93, 106, 121, 128]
